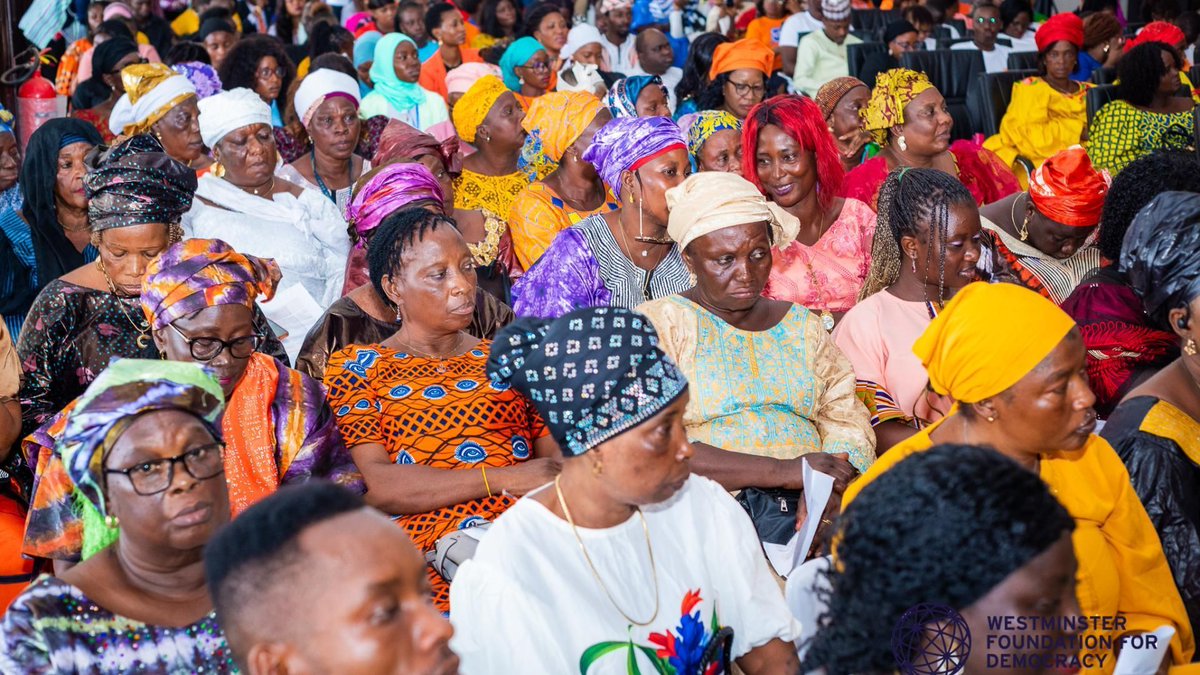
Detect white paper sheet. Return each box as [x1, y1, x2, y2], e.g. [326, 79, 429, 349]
[761, 460, 836, 578]
[1113, 626, 1174, 675]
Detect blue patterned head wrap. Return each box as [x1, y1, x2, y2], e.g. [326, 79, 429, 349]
[499, 36, 546, 90]
[605, 75, 667, 118]
[582, 116, 686, 200]
[488, 307, 689, 456]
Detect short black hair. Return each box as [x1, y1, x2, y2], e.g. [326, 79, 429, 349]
[1117, 41, 1182, 107]
[802, 444, 1075, 674]
[307, 21, 354, 61]
[368, 208, 455, 303]
[902, 4, 934, 25]
[425, 2, 459, 36]
[165, 40, 211, 66]
[204, 483, 365, 666]
[520, 3, 564, 38]
[97, 18, 135, 41]
[218, 34, 296, 103]
[1175, 11, 1200, 45]
[1098, 151, 1200, 261]
[1144, 0, 1184, 21]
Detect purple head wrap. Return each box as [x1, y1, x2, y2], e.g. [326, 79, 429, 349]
[582, 116, 686, 200]
[347, 163, 445, 246]
[170, 62, 223, 99]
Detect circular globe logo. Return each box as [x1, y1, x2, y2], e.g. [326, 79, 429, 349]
[891, 603, 972, 675]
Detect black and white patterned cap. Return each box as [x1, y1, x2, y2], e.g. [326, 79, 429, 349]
[487, 306, 690, 456]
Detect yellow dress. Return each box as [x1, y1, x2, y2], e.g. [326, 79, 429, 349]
[452, 169, 528, 223]
[842, 416, 1196, 672]
[983, 78, 1090, 186]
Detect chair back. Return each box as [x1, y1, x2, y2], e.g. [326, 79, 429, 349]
[850, 9, 901, 42]
[848, 42, 889, 81]
[1006, 50, 1038, 71]
[1089, 66, 1117, 85]
[968, 69, 1036, 137]
[1086, 84, 1118, 125]
[900, 49, 987, 139]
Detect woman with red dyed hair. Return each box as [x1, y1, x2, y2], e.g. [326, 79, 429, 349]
[743, 94, 878, 329]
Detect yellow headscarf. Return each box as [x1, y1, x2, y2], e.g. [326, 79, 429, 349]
[522, 91, 604, 164]
[913, 282, 1077, 404]
[113, 63, 198, 137]
[860, 68, 933, 146]
[665, 172, 799, 251]
[452, 75, 509, 144]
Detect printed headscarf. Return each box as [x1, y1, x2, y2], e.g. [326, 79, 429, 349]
[452, 74, 510, 143]
[913, 282, 1077, 404]
[85, 134, 197, 231]
[0, 101, 12, 136]
[1121, 191, 1200, 330]
[170, 62, 223, 99]
[598, 0, 634, 15]
[59, 358, 224, 556]
[1028, 146, 1110, 228]
[373, 119, 463, 174]
[583, 116, 686, 200]
[347, 163, 446, 245]
[861, 68, 934, 145]
[487, 306, 688, 456]
[499, 36, 547, 91]
[109, 63, 198, 137]
[815, 76, 868, 121]
[519, 91, 606, 180]
[606, 75, 667, 118]
[686, 109, 741, 159]
[369, 33, 426, 113]
[140, 238, 281, 331]
[665, 172, 799, 250]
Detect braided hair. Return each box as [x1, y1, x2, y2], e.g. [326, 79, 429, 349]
[367, 207, 457, 306]
[801, 443, 1076, 675]
[859, 167, 975, 303]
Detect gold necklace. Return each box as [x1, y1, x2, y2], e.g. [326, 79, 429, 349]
[554, 475, 660, 626]
[393, 332, 466, 374]
[1010, 192, 1031, 241]
[246, 177, 275, 197]
[96, 258, 152, 349]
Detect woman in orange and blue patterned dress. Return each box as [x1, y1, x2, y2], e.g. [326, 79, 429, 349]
[323, 208, 560, 611]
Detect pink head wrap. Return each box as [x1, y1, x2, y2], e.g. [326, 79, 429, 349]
[347, 163, 446, 246]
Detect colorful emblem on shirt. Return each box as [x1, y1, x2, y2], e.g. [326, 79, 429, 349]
[579, 589, 728, 674]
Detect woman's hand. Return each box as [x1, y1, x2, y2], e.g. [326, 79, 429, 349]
[793, 453, 858, 559]
[836, 128, 870, 162]
[493, 457, 563, 496]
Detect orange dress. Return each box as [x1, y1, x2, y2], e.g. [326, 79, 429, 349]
[324, 341, 548, 610]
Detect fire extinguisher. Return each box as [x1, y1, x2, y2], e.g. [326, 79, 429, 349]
[17, 71, 58, 151]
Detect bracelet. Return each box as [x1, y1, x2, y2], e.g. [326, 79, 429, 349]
[481, 465, 492, 497]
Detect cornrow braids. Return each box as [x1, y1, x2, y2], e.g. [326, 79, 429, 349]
[858, 167, 974, 303]
[367, 208, 456, 307]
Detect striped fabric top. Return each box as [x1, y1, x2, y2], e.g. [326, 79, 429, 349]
[981, 217, 1103, 305]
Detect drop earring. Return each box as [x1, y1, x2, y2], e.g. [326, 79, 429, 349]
[1186, 339, 1197, 356]
[897, 135, 908, 152]
[910, 255, 917, 274]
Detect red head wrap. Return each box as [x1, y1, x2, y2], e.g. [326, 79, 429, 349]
[1124, 21, 1187, 52]
[1035, 13, 1084, 52]
[1029, 147, 1111, 228]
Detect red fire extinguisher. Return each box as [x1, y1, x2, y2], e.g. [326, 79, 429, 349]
[17, 71, 58, 151]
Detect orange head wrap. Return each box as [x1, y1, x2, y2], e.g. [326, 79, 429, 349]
[708, 39, 775, 80]
[1035, 13, 1084, 52]
[1029, 146, 1111, 228]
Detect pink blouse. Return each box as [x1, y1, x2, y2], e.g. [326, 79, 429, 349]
[763, 198, 876, 313]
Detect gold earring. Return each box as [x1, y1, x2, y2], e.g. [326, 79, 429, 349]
[897, 135, 908, 152]
[1186, 339, 1197, 356]
[986, 415, 995, 422]
[104, 514, 119, 528]
[591, 459, 603, 475]
[910, 255, 917, 274]
[1018, 210, 1031, 241]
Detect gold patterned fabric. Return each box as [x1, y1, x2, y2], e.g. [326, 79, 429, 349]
[860, 68, 933, 146]
[115, 63, 197, 137]
[453, 169, 528, 221]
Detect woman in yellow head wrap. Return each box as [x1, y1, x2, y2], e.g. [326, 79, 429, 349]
[841, 281, 1195, 673]
[507, 91, 617, 270]
[109, 63, 211, 174]
[841, 68, 1018, 210]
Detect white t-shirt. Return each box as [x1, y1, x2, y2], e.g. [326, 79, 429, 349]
[603, 33, 638, 75]
[951, 40, 1012, 73]
[450, 474, 801, 674]
[779, 11, 824, 48]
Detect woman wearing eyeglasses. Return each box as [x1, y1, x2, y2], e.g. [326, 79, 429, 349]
[21, 238, 361, 569]
[1, 359, 239, 673]
[218, 34, 297, 128]
[698, 38, 773, 120]
[499, 37, 554, 108]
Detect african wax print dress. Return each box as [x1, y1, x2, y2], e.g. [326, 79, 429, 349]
[1086, 100, 1196, 175]
[507, 181, 620, 270]
[324, 341, 549, 611]
[0, 575, 236, 674]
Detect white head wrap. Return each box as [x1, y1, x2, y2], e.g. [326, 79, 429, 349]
[293, 69, 362, 130]
[198, 88, 273, 148]
[561, 23, 606, 65]
[665, 172, 800, 251]
[109, 72, 197, 136]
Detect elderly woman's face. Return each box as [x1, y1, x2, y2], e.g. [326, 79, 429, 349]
[902, 201, 982, 290]
[55, 141, 93, 212]
[97, 223, 173, 297]
[393, 41, 422, 83]
[830, 85, 870, 139]
[479, 91, 526, 149]
[627, 147, 690, 227]
[898, 87, 953, 157]
[960, 532, 1081, 675]
[591, 391, 693, 506]
[722, 69, 766, 119]
[382, 223, 477, 334]
[1042, 41, 1077, 82]
[573, 41, 605, 66]
[634, 84, 671, 118]
[254, 55, 285, 103]
[309, 96, 361, 161]
[684, 221, 773, 313]
[696, 128, 742, 174]
[984, 329, 1097, 455]
[216, 123, 278, 188]
[755, 123, 817, 209]
[518, 49, 554, 92]
[155, 304, 259, 399]
[102, 409, 231, 553]
[0, 133, 20, 193]
[152, 97, 204, 163]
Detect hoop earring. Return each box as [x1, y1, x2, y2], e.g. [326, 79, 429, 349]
[687, 268, 697, 286]
[897, 135, 908, 152]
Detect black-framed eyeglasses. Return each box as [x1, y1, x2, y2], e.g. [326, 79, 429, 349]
[520, 60, 552, 73]
[104, 442, 225, 495]
[168, 323, 264, 361]
[257, 66, 286, 80]
[727, 80, 766, 97]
